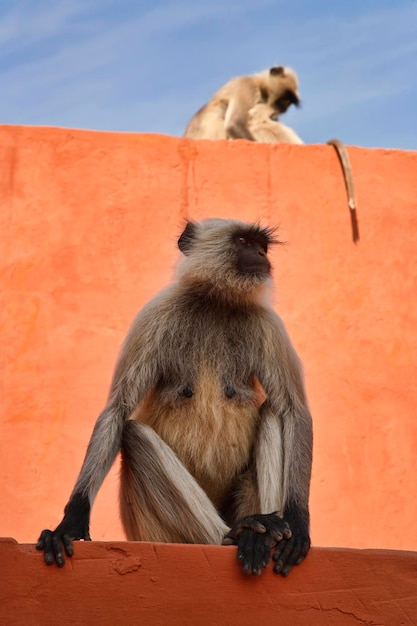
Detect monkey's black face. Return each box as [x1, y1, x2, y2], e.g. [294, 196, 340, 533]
[234, 232, 271, 277]
[274, 90, 300, 114]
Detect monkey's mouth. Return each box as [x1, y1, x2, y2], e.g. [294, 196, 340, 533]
[239, 265, 270, 278]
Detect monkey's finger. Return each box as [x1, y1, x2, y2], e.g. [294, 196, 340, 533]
[224, 520, 266, 542]
[270, 522, 292, 543]
[51, 533, 68, 567]
[36, 530, 59, 566]
[273, 538, 296, 575]
[296, 539, 310, 564]
[280, 540, 304, 576]
[35, 529, 47, 551]
[278, 562, 294, 577]
[238, 519, 267, 534]
[62, 534, 75, 557]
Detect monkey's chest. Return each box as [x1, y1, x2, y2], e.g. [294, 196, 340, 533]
[135, 368, 260, 506]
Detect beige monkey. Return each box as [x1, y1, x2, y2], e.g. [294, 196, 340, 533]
[183, 66, 301, 141]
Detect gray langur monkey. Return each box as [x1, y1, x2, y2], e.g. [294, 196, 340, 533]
[37, 218, 313, 577]
[183, 66, 301, 142]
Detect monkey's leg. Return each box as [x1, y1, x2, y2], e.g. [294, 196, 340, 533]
[120, 420, 229, 544]
[270, 405, 311, 576]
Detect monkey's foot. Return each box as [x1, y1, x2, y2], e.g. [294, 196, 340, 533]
[223, 512, 291, 575]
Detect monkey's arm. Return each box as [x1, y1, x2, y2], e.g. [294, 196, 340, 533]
[36, 401, 125, 566]
[36, 304, 161, 566]
[229, 403, 312, 577]
[272, 396, 312, 576]
[224, 314, 312, 576]
[268, 319, 312, 575]
[223, 397, 312, 577]
[224, 77, 259, 141]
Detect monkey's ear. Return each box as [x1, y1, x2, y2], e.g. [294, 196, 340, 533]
[178, 221, 197, 255]
[270, 66, 284, 76]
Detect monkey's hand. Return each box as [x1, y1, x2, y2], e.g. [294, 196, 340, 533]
[272, 508, 310, 577]
[36, 494, 91, 567]
[222, 512, 291, 575]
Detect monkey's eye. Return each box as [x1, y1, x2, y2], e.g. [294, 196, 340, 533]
[237, 235, 268, 253]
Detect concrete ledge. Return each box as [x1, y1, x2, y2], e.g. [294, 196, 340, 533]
[1, 538, 416, 625]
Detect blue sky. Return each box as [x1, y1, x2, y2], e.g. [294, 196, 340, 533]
[1, 0, 416, 149]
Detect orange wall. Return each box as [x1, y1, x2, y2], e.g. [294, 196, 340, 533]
[1, 125, 417, 551]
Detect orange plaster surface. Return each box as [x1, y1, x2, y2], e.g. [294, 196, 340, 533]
[1, 125, 417, 560]
[2, 538, 417, 625]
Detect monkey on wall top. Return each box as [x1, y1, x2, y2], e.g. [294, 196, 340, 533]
[183, 65, 303, 143]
